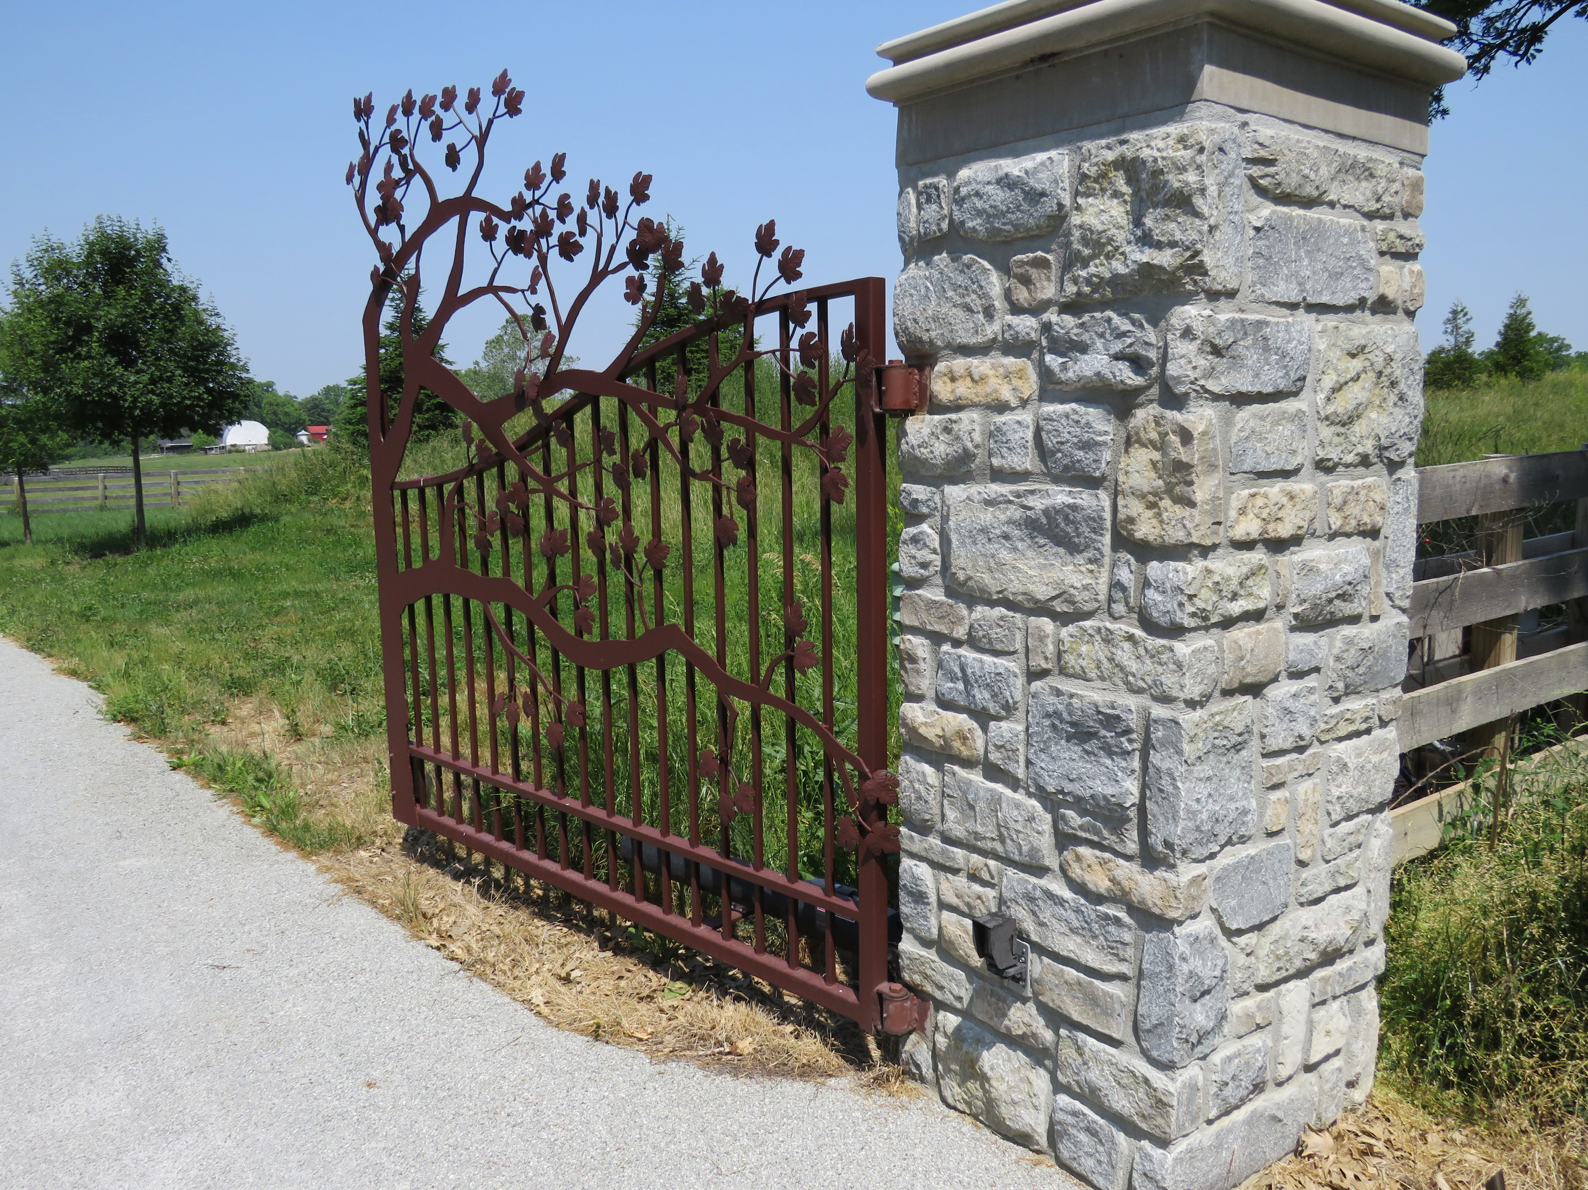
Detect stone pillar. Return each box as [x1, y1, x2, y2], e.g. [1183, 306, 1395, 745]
[869, 4, 1463, 1189]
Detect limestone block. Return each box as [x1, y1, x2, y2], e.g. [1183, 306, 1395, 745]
[900, 591, 970, 641]
[1243, 127, 1401, 217]
[917, 176, 950, 240]
[1003, 314, 1041, 347]
[970, 606, 1023, 653]
[1323, 815, 1373, 865]
[1052, 1093, 1135, 1190]
[896, 187, 917, 256]
[897, 524, 941, 582]
[1059, 621, 1219, 703]
[1109, 555, 1135, 616]
[1037, 402, 1115, 478]
[1207, 1035, 1270, 1120]
[1064, 123, 1244, 301]
[895, 255, 1001, 353]
[942, 910, 987, 971]
[898, 752, 941, 832]
[1231, 403, 1308, 474]
[1366, 814, 1395, 937]
[1382, 469, 1418, 609]
[1132, 1075, 1314, 1190]
[1261, 679, 1321, 753]
[1223, 623, 1284, 690]
[1163, 307, 1310, 398]
[1138, 921, 1231, 1066]
[1308, 998, 1351, 1068]
[899, 634, 932, 698]
[1324, 730, 1398, 823]
[899, 483, 940, 518]
[1372, 264, 1402, 312]
[1289, 547, 1371, 625]
[1028, 617, 1056, 674]
[1326, 478, 1388, 536]
[1375, 222, 1425, 255]
[898, 857, 938, 941]
[1028, 683, 1141, 818]
[1295, 780, 1320, 865]
[1055, 806, 1140, 858]
[947, 485, 1109, 613]
[986, 720, 1025, 780]
[900, 703, 984, 762]
[943, 765, 1051, 866]
[1297, 855, 1359, 903]
[1288, 632, 1329, 675]
[1229, 484, 1317, 542]
[1327, 615, 1408, 698]
[1055, 1026, 1204, 1143]
[936, 647, 1022, 717]
[1254, 887, 1367, 985]
[1003, 869, 1136, 976]
[1274, 980, 1312, 1084]
[1061, 846, 1209, 921]
[1043, 311, 1158, 390]
[1008, 252, 1056, 309]
[1033, 955, 1131, 1041]
[971, 979, 1056, 1052]
[954, 150, 1070, 242]
[1228, 992, 1275, 1038]
[1146, 701, 1257, 863]
[1248, 208, 1377, 306]
[1402, 171, 1425, 217]
[1142, 557, 1270, 629]
[990, 413, 1041, 473]
[930, 356, 1037, 409]
[1317, 699, 1377, 743]
[899, 938, 972, 1008]
[1313, 321, 1423, 468]
[1211, 841, 1294, 931]
[1117, 408, 1222, 546]
[1403, 263, 1426, 313]
[1266, 791, 1289, 833]
[898, 411, 983, 477]
[934, 1013, 1053, 1150]
[1345, 988, 1379, 1105]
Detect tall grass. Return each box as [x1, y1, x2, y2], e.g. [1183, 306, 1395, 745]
[1419, 370, 1588, 467]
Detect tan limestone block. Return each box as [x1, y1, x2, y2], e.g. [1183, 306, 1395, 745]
[1326, 478, 1388, 536]
[1372, 265, 1401, 312]
[1402, 171, 1425, 218]
[1402, 263, 1425, 313]
[1060, 846, 1208, 922]
[931, 356, 1036, 409]
[1295, 779, 1321, 864]
[900, 703, 984, 763]
[1116, 408, 1222, 546]
[1228, 483, 1317, 542]
[1222, 622, 1285, 689]
[1007, 253, 1056, 309]
[1266, 791, 1290, 833]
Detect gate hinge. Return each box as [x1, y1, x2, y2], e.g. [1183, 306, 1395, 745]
[874, 359, 931, 416]
[876, 981, 930, 1035]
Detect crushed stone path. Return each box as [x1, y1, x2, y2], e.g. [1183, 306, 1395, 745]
[0, 637, 1069, 1189]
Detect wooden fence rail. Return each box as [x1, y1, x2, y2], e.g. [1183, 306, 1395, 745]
[9, 467, 250, 513]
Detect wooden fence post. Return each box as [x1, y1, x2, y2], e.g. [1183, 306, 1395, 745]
[170, 469, 179, 508]
[1464, 454, 1526, 761]
[1565, 442, 1588, 728]
[97, 473, 106, 509]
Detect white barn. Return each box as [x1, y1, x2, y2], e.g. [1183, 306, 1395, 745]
[219, 420, 271, 452]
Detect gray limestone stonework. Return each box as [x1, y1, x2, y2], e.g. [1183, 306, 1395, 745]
[869, 2, 1463, 1188]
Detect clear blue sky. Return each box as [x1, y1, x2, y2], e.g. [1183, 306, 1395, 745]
[2, 2, 1583, 396]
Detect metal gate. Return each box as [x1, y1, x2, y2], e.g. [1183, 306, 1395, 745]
[353, 77, 909, 1030]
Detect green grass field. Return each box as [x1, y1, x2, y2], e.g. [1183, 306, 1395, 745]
[1418, 369, 1588, 467]
[52, 446, 303, 472]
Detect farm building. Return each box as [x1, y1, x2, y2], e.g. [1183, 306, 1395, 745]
[218, 420, 271, 452]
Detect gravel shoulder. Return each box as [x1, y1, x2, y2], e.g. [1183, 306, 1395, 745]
[0, 636, 1068, 1190]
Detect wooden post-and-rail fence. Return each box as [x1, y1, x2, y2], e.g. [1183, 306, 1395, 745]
[7, 466, 251, 514]
[1393, 444, 1588, 861]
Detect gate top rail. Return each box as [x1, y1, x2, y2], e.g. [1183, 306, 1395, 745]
[1418, 447, 1588, 524]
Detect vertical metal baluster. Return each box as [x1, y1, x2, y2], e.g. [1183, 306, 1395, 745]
[778, 308, 802, 970]
[400, 489, 425, 808]
[565, 407, 595, 881]
[647, 362, 673, 918]
[742, 348, 767, 954]
[518, 453, 546, 861]
[591, 399, 619, 892]
[542, 435, 570, 869]
[677, 347, 703, 928]
[417, 486, 446, 822]
[618, 402, 645, 905]
[496, 460, 522, 849]
[709, 329, 733, 943]
[817, 299, 838, 987]
[477, 469, 500, 841]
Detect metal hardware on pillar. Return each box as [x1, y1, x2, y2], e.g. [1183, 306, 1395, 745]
[876, 981, 930, 1034]
[876, 359, 930, 415]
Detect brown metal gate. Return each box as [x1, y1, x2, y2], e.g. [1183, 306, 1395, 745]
[351, 82, 906, 1028]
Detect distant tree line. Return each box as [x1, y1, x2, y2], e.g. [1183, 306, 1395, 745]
[1424, 293, 1584, 389]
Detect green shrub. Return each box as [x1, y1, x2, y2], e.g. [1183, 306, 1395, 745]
[1380, 739, 1588, 1121]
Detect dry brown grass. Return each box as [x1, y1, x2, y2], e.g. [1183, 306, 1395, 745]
[1250, 1092, 1587, 1190]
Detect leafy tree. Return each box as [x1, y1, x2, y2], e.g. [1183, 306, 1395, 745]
[1533, 332, 1575, 372]
[299, 383, 349, 427]
[1424, 300, 1486, 389]
[458, 315, 569, 400]
[0, 374, 72, 544]
[267, 429, 301, 451]
[337, 284, 456, 447]
[0, 217, 250, 547]
[1484, 292, 1551, 381]
[190, 430, 217, 450]
[1419, 0, 1587, 114]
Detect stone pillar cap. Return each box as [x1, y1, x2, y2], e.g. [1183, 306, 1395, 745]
[867, 0, 1466, 103]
